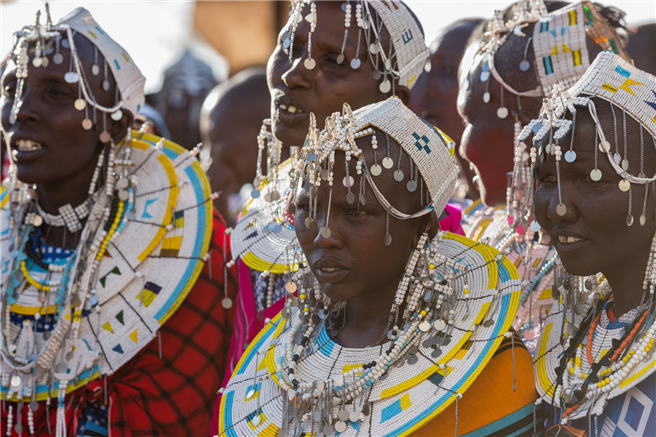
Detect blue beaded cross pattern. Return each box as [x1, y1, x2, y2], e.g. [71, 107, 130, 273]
[412, 132, 431, 154]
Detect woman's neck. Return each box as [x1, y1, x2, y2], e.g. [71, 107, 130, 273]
[335, 283, 400, 349]
[604, 246, 651, 317]
[34, 152, 100, 249]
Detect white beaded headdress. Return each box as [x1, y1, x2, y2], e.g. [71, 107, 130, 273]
[519, 51, 656, 225]
[7, 4, 145, 141]
[291, 96, 458, 245]
[286, 0, 429, 93]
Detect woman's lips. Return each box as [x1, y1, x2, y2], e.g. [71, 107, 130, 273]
[314, 267, 350, 283]
[275, 104, 309, 126]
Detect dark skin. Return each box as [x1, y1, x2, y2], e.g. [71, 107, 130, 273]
[201, 69, 273, 225]
[457, 1, 602, 207]
[294, 132, 437, 348]
[410, 19, 483, 200]
[1, 34, 131, 249]
[626, 23, 656, 75]
[534, 101, 656, 317]
[267, 1, 411, 148]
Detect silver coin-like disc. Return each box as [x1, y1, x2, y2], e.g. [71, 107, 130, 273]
[359, 193, 367, 206]
[497, 107, 509, 119]
[350, 411, 360, 422]
[338, 409, 350, 421]
[336, 53, 345, 64]
[321, 169, 330, 180]
[82, 119, 93, 130]
[394, 170, 404, 182]
[321, 227, 331, 238]
[111, 110, 123, 121]
[118, 190, 129, 201]
[556, 203, 567, 216]
[379, 80, 391, 93]
[346, 192, 355, 204]
[621, 158, 629, 171]
[384, 59, 392, 70]
[305, 217, 315, 229]
[434, 319, 446, 331]
[92, 64, 100, 76]
[11, 375, 21, 387]
[29, 400, 39, 412]
[640, 214, 646, 226]
[590, 169, 602, 181]
[343, 176, 354, 187]
[285, 282, 297, 293]
[431, 348, 442, 358]
[618, 179, 630, 192]
[418, 321, 430, 332]
[283, 38, 291, 49]
[372, 70, 382, 80]
[251, 189, 260, 199]
[335, 421, 347, 433]
[371, 164, 382, 176]
[102, 80, 110, 91]
[53, 53, 64, 65]
[407, 355, 419, 365]
[613, 153, 622, 165]
[530, 221, 541, 232]
[99, 131, 112, 143]
[246, 389, 255, 399]
[41, 57, 50, 68]
[61, 39, 70, 48]
[519, 60, 530, 71]
[307, 152, 317, 162]
[33, 214, 43, 227]
[483, 92, 490, 103]
[482, 319, 495, 328]
[222, 297, 233, 309]
[601, 140, 611, 152]
[304, 58, 316, 70]
[565, 150, 576, 163]
[626, 214, 634, 226]
[523, 329, 535, 340]
[351, 58, 361, 69]
[74, 98, 86, 110]
[64, 72, 79, 83]
[545, 144, 551, 155]
[271, 191, 281, 201]
[383, 234, 392, 246]
[382, 157, 394, 169]
[407, 180, 417, 192]
[264, 192, 273, 203]
[480, 71, 489, 82]
[639, 171, 646, 178]
[369, 43, 380, 54]
[574, 304, 585, 315]
[32, 57, 43, 68]
[251, 415, 261, 427]
[323, 425, 335, 435]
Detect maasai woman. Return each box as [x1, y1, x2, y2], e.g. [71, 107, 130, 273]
[217, 97, 540, 437]
[218, 0, 431, 396]
[526, 52, 656, 436]
[456, 0, 630, 349]
[0, 6, 236, 436]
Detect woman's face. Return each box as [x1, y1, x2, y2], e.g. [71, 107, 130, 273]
[266, 1, 402, 148]
[295, 134, 426, 304]
[1, 33, 124, 185]
[534, 103, 655, 278]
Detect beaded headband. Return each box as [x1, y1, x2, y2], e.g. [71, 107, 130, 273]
[291, 97, 458, 244]
[7, 5, 145, 140]
[286, 0, 429, 93]
[473, 0, 629, 120]
[518, 51, 656, 226]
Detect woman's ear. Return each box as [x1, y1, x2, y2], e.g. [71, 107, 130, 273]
[394, 85, 412, 106]
[109, 110, 134, 144]
[412, 212, 439, 248]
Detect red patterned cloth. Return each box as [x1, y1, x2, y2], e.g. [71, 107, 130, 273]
[1, 209, 238, 437]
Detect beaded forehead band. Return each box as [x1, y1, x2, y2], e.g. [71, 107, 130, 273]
[473, 0, 629, 120]
[286, 0, 429, 93]
[518, 52, 656, 227]
[7, 5, 145, 143]
[291, 97, 458, 245]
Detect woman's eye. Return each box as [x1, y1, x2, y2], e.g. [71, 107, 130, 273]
[3, 84, 16, 98]
[346, 209, 366, 217]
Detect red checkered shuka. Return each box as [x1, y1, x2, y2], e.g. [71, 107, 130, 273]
[1, 209, 238, 437]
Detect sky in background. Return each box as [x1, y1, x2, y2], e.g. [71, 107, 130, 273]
[1, 0, 655, 93]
